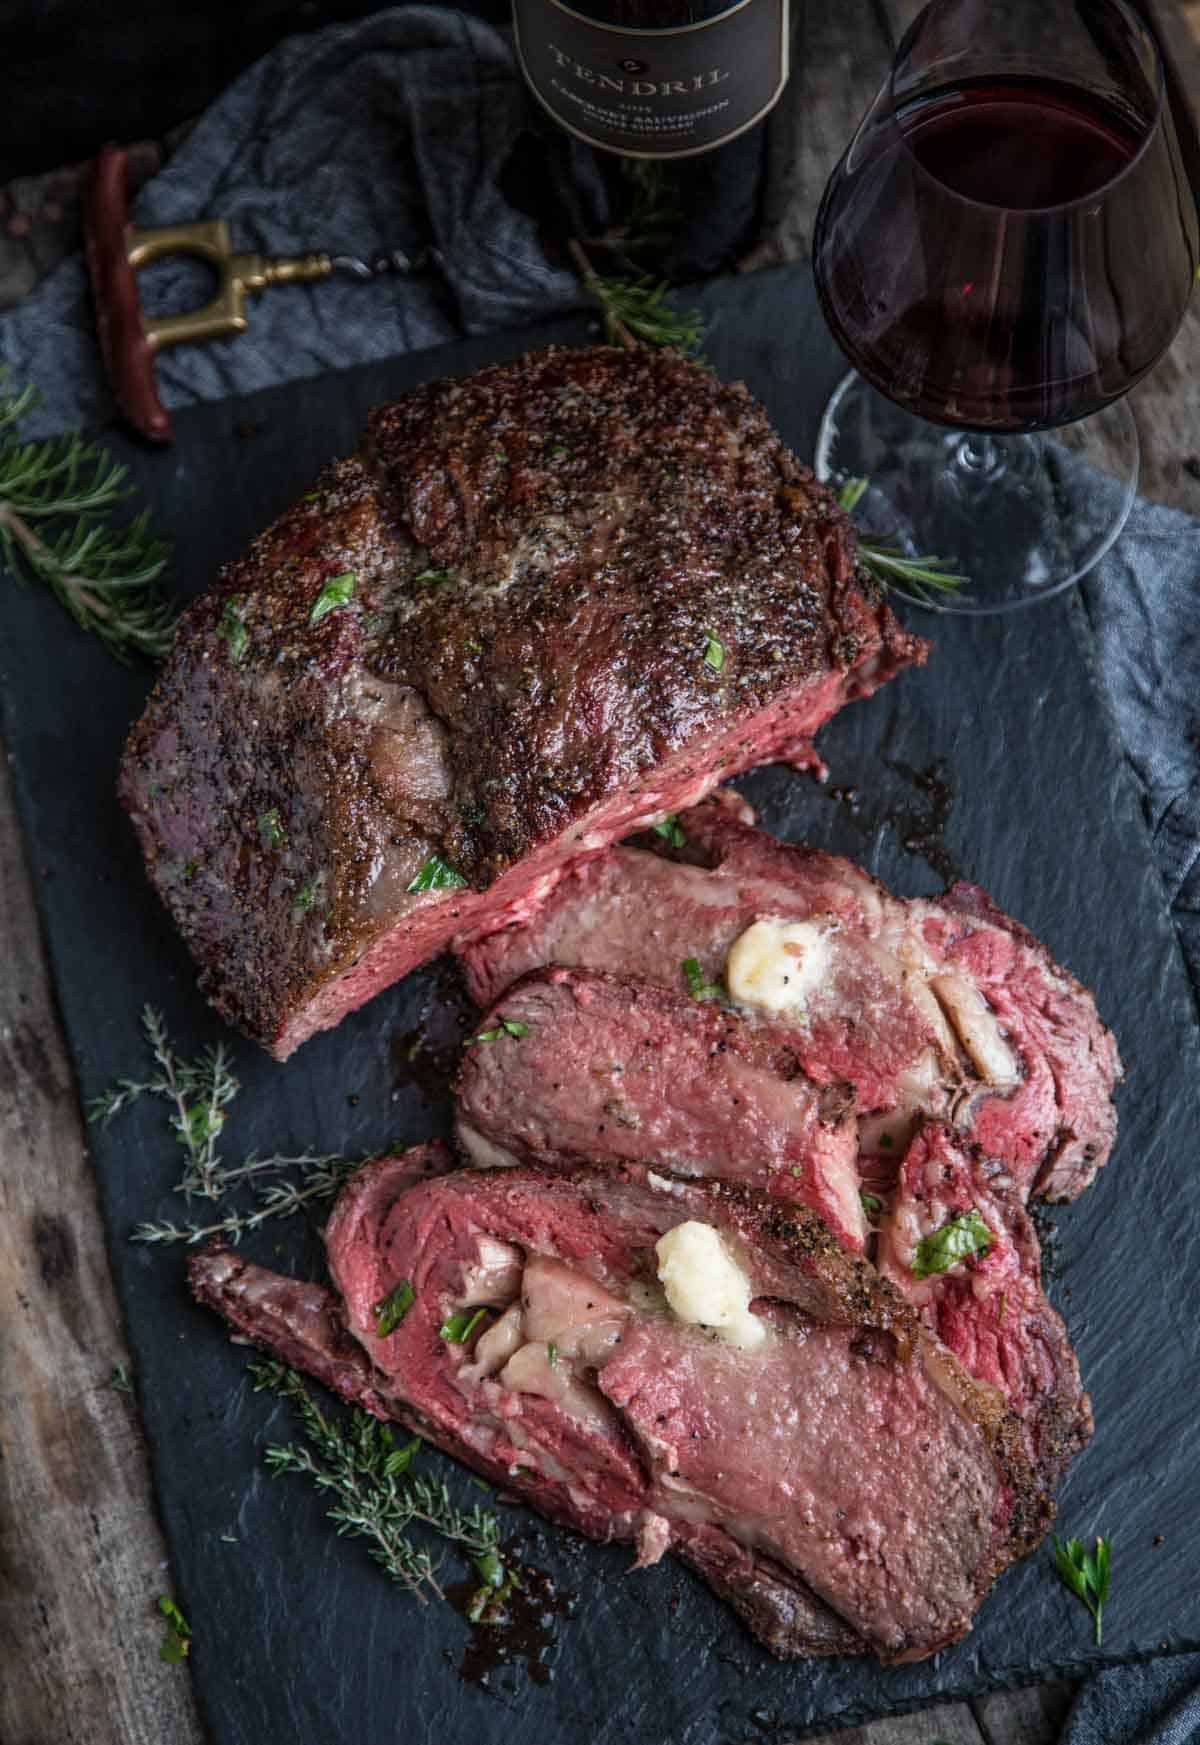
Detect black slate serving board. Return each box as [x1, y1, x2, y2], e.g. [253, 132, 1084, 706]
[3, 264, 1199, 1742]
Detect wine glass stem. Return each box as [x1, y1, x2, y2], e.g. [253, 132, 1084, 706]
[954, 433, 1007, 479]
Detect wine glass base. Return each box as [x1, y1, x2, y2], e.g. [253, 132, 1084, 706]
[814, 373, 1140, 615]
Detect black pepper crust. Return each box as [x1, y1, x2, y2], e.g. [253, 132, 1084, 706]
[119, 345, 926, 1050]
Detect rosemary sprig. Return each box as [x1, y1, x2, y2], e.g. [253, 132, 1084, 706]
[0, 377, 175, 661]
[836, 476, 967, 602]
[567, 240, 703, 356]
[249, 1360, 508, 1609]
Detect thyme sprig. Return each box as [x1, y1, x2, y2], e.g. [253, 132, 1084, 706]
[89, 1005, 237, 1200]
[836, 477, 968, 602]
[91, 1006, 363, 1244]
[0, 377, 175, 661]
[1053, 1534, 1111, 1646]
[249, 1360, 508, 1609]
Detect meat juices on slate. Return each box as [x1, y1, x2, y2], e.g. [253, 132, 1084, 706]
[119, 346, 925, 1058]
[190, 1152, 1050, 1664]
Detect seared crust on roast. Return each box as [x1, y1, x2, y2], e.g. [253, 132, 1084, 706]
[120, 345, 925, 1056]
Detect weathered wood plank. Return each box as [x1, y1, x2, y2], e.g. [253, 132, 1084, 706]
[806, 1699, 986, 1745]
[0, 740, 204, 1745]
[973, 1680, 1077, 1745]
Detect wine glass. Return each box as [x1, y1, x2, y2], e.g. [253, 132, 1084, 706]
[811, 0, 1198, 613]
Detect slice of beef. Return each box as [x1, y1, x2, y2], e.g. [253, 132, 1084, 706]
[876, 1124, 1092, 1486]
[454, 966, 866, 1251]
[460, 796, 1121, 1202]
[190, 1153, 1049, 1664]
[119, 346, 926, 1059]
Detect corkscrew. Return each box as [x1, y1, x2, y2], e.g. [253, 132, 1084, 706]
[85, 144, 438, 446]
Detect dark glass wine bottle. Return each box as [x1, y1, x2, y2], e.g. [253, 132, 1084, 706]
[512, 0, 791, 159]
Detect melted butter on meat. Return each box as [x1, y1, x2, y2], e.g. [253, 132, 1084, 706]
[725, 917, 835, 1018]
[655, 1221, 765, 1351]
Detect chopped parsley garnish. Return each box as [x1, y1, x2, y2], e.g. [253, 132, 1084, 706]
[292, 877, 318, 916]
[257, 807, 285, 850]
[1053, 1535, 1111, 1645]
[702, 632, 725, 672]
[414, 567, 455, 586]
[549, 445, 569, 460]
[910, 1208, 992, 1280]
[494, 447, 508, 462]
[373, 1280, 415, 1337]
[469, 1017, 530, 1044]
[309, 570, 356, 624]
[878, 1132, 895, 1149]
[546, 1342, 558, 1366]
[406, 853, 468, 892]
[652, 814, 687, 850]
[681, 957, 725, 1002]
[217, 597, 249, 662]
[859, 1190, 882, 1220]
[157, 1595, 191, 1664]
[440, 1307, 488, 1343]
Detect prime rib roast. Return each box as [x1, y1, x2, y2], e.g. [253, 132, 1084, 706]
[189, 1148, 1050, 1664]
[118, 344, 925, 1058]
[160, 347, 1119, 1664]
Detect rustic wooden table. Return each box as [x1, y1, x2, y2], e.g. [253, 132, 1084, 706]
[2, 4, 1198, 1742]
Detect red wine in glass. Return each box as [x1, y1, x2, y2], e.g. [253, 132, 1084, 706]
[812, 0, 1198, 611]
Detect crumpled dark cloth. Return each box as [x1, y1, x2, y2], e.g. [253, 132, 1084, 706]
[0, 4, 607, 438]
[2, 9, 1199, 1742]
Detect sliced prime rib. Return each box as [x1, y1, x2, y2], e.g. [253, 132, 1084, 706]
[460, 796, 1121, 1203]
[119, 345, 926, 1058]
[876, 1124, 1092, 1484]
[454, 966, 866, 1250]
[190, 1150, 1049, 1664]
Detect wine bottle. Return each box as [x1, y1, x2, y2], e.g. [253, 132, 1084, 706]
[513, 0, 791, 159]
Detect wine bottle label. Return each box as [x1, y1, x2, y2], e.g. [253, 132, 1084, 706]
[513, 0, 790, 159]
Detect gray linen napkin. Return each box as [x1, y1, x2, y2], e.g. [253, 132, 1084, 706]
[2, 9, 1198, 1741]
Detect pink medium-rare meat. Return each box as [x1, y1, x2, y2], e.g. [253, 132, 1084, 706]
[876, 1125, 1091, 1486]
[454, 966, 866, 1250]
[460, 797, 1121, 1202]
[118, 346, 926, 1059]
[190, 1153, 1050, 1664]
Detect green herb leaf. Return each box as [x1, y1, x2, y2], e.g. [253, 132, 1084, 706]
[681, 957, 726, 1003]
[910, 1208, 993, 1280]
[652, 814, 686, 849]
[878, 1132, 894, 1149]
[217, 596, 249, 662]
[110, 1362, 134, 1393]
[589, 272, 704, 355]
[373, 1280, 416, 1337]
[549, 445, 569, 460]
[859, 1190, 882, 1220]
[494, 448, 508, 463]
[546, 1342, 558, 1366]
[309, 570, 356, 624]
[157, 1594, 191, 1663]
[292, 877, 318, 916]
[383, 1436, 422, 1479]
[257, 806, 285, 850]
[469, 1016, 530, 1045]
[473, 1547, 505, 1590]
[1053, 1534, 1111, 1645]
[702, 632, 725, 672]
[0, 377, 176, 663]
[406, 853, 468, 893]
[440, 1307, 488, 1343]
[836, 475, 869, 514]
[413, 567, 455, 586]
